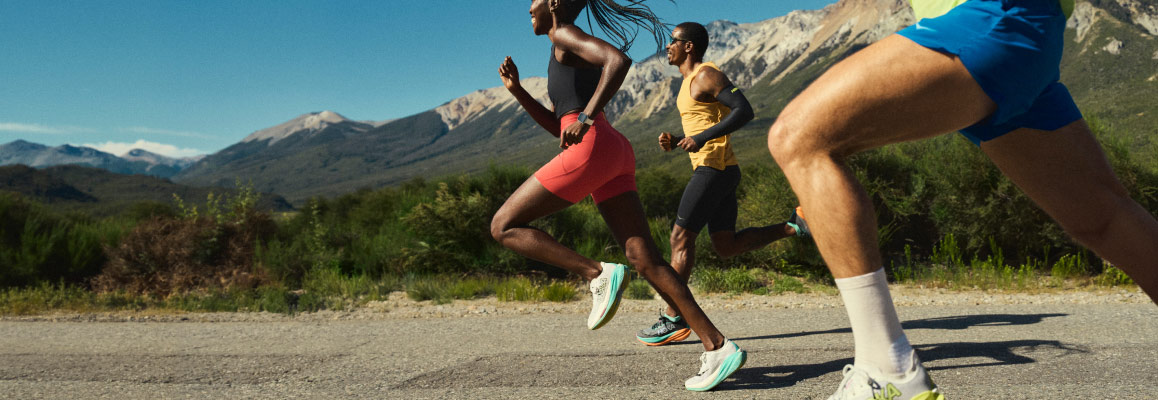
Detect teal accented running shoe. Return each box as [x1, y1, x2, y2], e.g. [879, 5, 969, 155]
[827, 353, 945, 400]
[787, 205, 811, 239]
[587, 262, 627, 330]
[636, 312, 691, 346]
[685, 339, 747, 391]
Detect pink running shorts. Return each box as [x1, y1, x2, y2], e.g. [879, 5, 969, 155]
[534, 113, 637, 204]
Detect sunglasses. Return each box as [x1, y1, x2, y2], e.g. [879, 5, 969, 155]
[669, 37, 692, 45]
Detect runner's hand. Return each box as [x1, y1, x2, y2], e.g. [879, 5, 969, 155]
[560, 121, 589, 149]
[678, 136, 701, 152]
[659, 132, 673, 151]
[499, 56, 520, 90]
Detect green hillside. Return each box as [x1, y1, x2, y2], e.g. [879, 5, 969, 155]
[0, 165, 293, 217]
[1061, 12, 1158, 165]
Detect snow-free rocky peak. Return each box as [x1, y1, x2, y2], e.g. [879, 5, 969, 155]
[242, 110, 355, 145]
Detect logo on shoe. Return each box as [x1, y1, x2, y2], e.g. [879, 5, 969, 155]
[593, 278, 607, 295]
[870, 381, 902, 400]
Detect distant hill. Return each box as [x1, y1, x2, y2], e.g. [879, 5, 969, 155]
[0, 164, 293, 217]
[172, 0, 1156, 204]
[0, 140, 201, 179]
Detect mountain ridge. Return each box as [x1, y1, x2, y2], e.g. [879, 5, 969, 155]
[5, 0, 1153, 205]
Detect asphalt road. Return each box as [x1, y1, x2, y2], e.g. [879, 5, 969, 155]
[1, 303, 1156, 399]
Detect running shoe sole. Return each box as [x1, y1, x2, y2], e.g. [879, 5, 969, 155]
[589, 265, 626, 330]
[685, 350, 747, 392]
[636, 327, 692, 346]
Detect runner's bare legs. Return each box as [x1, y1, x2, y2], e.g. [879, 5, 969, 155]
[599, 190, 727, 351]
[982, 121, 1158, 301]
[492, 181, 728, 351]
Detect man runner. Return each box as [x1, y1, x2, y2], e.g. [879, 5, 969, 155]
[636, 21, 811, 347]
[766, 0, 1156, 398]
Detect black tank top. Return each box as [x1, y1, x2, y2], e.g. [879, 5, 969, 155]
[547, 47, 601, 119]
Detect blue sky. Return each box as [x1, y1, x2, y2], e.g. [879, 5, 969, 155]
[1, 0, 836, 158]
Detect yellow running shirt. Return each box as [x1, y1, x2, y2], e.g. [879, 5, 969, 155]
[677, 62, 738, 171]
[909, 0, 1074, 20]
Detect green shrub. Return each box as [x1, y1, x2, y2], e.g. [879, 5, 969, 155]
[635, 167, 684, 219]
[541, 281, 578, 302]
[406, 277, 449, 303]
[496, 277, 540, 302]
[770, 276, 807, 294]
[692, 267, 761, 294]
[625, 278, 655, 300]
[1096, 264, 1134, 287]
[0, 193, 121, 287]
[0, 282, 94, 314]
[1051, 253, 1090, 279]
[402, 275, 500, 304]
[303, 266, 385, 302]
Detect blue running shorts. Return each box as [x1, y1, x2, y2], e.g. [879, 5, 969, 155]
[898, 0, 1083, 144]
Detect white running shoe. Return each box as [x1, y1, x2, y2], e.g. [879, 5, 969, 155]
[684, 339, 747, 391]
[827, 353, 945, 400]
[587, 262, 626, 330]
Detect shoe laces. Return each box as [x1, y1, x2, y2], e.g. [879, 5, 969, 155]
[694, 352, 710, 377]
[828, 365, 870, 400]
[650, 316, 668, 330]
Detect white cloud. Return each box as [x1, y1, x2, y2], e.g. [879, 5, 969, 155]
[123, 126, 216, 139]
[82, 139, 204, 158]
[0, 122, 94, 134]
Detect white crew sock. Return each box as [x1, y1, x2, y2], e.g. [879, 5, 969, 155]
[834, 268, 914, 376]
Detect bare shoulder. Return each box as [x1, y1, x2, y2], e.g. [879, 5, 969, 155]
[551, 25, 621, 67]
[691, 65, 734, 101]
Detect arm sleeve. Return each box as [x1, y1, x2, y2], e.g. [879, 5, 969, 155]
[691, 85, 754, 148]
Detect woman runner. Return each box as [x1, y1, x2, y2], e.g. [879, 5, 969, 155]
[491, 0, 745, 391]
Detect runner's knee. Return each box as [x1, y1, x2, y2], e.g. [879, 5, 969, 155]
[712, 239, 741, 259]
[767, 112, 818, 170]
[624, 239, 664, 277]
[489, 214, 509, 243]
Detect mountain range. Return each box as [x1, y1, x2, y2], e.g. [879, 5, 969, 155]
[0, 140, 202, 179]
[5, 0, 1156, 206]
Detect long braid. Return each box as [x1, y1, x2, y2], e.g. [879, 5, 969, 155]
[571, 0, 673, 55]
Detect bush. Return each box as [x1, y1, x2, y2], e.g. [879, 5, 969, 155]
[397, 165, 530, 275]
[692, 267, 761, 294]
[0, 193, 121, 287]
[541, 281, 578, 302]
[636, 167, 685, 219]
[94, 188, 276, 296]
[769, 276, 807, 294]
[493, 277, 535, 301]
[625, 278, 655, 300]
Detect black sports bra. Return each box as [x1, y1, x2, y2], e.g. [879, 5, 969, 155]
[547, 47, 602, 119]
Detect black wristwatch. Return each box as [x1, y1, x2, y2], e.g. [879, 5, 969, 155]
[577, 112, 594, 126]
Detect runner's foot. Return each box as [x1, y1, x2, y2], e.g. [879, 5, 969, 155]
[827, 354, 944, 400]
[685, 339, 747, 391]
[636, 312, 692, 346]
[787, 205, 811, 239]
[587, 262, 627, 330]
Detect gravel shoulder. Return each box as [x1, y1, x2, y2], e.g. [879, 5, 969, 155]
[2, 285, 1148, 323]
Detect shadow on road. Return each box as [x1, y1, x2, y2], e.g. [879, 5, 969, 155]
[714, 313, 1079, 391]
[721, 339, 1087, 391]
[730, 313, 1068, 342]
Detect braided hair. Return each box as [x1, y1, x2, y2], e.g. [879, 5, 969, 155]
[558, 0, 673, 55]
